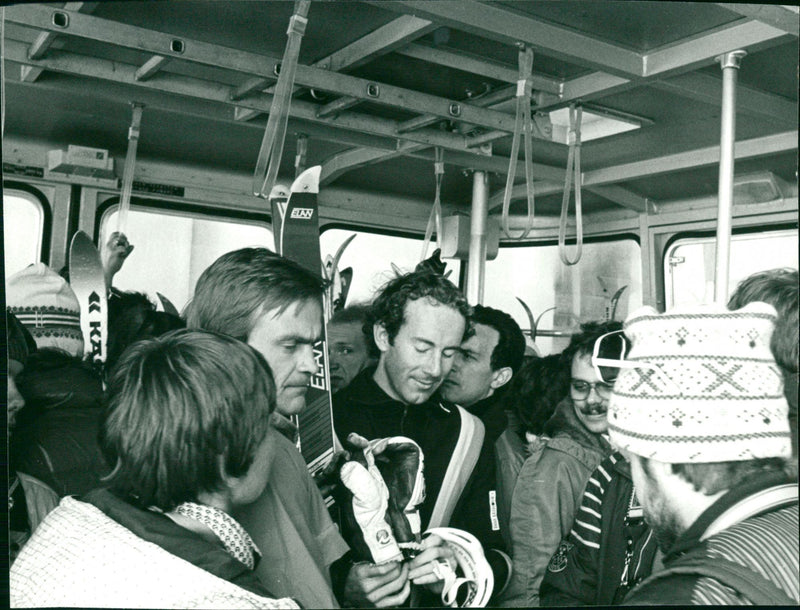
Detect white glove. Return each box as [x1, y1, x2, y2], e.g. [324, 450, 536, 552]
[339, 445, 403, 564]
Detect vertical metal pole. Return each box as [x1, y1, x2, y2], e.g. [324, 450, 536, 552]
[467, 170, 489, 304]
[714, 50, 746, 305]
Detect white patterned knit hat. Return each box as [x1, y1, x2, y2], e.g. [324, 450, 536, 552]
[6, 263, 84, 358]
[608, 301, 790, 463]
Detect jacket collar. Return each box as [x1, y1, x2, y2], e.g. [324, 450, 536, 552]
[665, 469, 796, 560]
[543, 397, 610, 454]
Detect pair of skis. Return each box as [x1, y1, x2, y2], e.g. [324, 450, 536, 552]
[275, 166, 339, 476]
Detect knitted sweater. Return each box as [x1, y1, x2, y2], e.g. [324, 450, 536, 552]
[10, 496, 300, 609]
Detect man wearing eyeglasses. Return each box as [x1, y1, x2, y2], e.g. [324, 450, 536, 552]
[500, 321, 623, 607]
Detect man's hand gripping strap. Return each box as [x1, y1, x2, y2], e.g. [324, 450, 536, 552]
[425, 527, 494, 607]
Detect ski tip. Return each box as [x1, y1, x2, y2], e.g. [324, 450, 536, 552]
[156, 292, 180, 317]
[69, 230, 94, 250]
[269, 183, 290, 201]
[291, 166, 321, 194]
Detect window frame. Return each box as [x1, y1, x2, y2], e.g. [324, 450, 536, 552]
[2, 181, 53, 272]
[662, 223, 799, 309]
[95, 196, 272, 242]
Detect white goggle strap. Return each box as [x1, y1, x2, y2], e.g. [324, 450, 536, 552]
[425, 527, 494, 607]
[591, 331, 682, 394]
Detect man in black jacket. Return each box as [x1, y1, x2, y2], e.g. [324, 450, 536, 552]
[334, 271, 512, 599]
[439, 304, 525, 440]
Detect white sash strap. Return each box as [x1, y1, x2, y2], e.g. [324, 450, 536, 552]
[429, 406, 485, 528]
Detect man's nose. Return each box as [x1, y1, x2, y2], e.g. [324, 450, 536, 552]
[297, 345, 317, 374]
[424, 352, 443, 379]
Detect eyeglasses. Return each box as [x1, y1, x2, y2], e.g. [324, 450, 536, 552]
[590, 330, 682, 394]
[570, 379, 614, 399]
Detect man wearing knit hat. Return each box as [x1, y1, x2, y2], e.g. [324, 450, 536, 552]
[7, 263, 84, 358]
[608, 302, 798, 605]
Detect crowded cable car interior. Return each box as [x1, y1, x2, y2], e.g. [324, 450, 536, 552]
[3, 1, 798, 607]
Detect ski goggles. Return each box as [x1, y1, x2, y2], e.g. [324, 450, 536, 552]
[590, 330, 681, 394]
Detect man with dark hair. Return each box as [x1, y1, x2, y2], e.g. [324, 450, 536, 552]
[609, 302, 798, 605]
[501, 321, 622, 606]
[440, 305, 525, 415]
[334, 271, 516, 602]
[11, 329, 297, 608]
[187, 248, 409, 608]
[328, 303, 377, 394]
[495, 354, 571, 551]
[728, 267, 798, 458]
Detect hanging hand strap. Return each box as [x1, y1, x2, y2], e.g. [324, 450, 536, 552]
[558, 104, 584, 265]
[253, 1, 310, 198]
[420, 147, 445, 261]
[117, 102, 145, 234]
[501, 46, 535, 240]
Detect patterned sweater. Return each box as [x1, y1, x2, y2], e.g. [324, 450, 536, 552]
[11, 496, 300, 609]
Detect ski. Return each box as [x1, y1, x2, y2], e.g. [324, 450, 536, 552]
[69, 231, 108, 372]
[280, 166, 337, 476]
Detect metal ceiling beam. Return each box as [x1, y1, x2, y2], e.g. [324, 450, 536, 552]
[642, 20, 790, 77]
[236, 14, 436, 121]
[407, 148, 565, 182]
[584, 130, 798, 185]
[583, 185, 651, 213]
[319, 83, 539, 185]
[135, 55, 171, 81]
[5, 71, 399, 154]
[651, 72, 797, 126]
[319, 15, 437, 73]
[321, 142, 426, 184]
[2, 38, 495, 154]
[5, 5, 516, 135]
[557, 73, 634, 109]
[21, 2, 94, 83]
[716, 4, 800, 36]
[487, 131, 797, 211]
[487, 182, 651, 213]
[377, 0, 643, 77]
[396, 84, 517, 134]
[395, 43, 562, 95]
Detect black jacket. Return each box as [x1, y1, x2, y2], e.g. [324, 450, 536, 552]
[333, 369, 512, 596]
[539, 451, 658, 606]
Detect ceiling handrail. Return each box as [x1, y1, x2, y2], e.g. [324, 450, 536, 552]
[420, 147, 445, 262]
[253, 0, 310, 199]
[500, 46, 535, 240]
[558, 104, 584, 265]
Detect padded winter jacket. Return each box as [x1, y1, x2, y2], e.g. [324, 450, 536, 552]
[499, 397, 611, 607]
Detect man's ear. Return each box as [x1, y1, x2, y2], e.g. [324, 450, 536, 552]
[490, 366, 513, 390]
[218, 454, 237, 488]
[373, 323, 390, 353]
